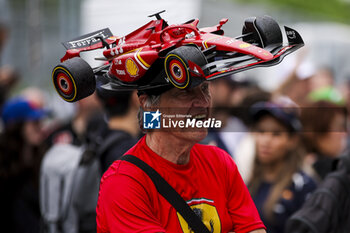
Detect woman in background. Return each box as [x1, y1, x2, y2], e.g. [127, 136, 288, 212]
[301, 100, 347, 183]
[0, 97, 48, 233]
[248, 99, 316, 233]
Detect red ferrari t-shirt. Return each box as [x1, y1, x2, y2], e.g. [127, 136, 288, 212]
[96, 136, 265, 233]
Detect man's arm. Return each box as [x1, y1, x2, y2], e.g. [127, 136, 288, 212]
[229, 229, 266, 233]
[249, 229, 267, 233]
[97, 170, 166, 233]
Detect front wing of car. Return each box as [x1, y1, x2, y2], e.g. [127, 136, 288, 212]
[189, 26, 304, 81]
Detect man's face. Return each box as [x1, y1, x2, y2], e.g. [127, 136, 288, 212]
[158, 82, 212, 143]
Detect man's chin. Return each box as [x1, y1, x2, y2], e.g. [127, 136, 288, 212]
[179, 128, 208, 143]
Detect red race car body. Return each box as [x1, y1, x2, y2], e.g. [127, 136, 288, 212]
[53, 10, 304, 102]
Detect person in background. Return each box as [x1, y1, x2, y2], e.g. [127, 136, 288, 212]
[308, 67, 335, 94]
[230, 86, 271, 182]
[0, 96, 48, 233]
[273, 60, 315, 107]
[301, 100, 347, 183]
[45, 92, 103, 147]
[0, 22, 19, 112]
[248, 98, 316, 233]
[203, 76, 247, 156]
[0, 66, 20, 110]
[95, 83, 140, 173]
[205, 75, 270, 160]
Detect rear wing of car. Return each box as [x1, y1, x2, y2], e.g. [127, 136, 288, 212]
[62, 28, 113, 50]
[60, 28, 118, 62]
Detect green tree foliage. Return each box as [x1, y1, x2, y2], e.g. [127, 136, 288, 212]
[234, 0, 350, 24]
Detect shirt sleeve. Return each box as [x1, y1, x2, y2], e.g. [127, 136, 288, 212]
[96, 167, 166, 233]
[223, 152, 266, 233]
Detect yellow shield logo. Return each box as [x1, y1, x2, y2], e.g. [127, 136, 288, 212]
[239, 42, 251, 49]
[177, 200, 221, 233]
[126, 58, 139, 77]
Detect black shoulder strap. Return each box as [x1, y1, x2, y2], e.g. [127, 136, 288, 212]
[120, 154, 211, 233]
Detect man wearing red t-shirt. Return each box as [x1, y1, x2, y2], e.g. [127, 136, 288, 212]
[96, 80, 266, 233]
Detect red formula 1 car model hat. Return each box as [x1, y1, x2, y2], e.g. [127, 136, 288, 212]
[52, 10, 304, 101]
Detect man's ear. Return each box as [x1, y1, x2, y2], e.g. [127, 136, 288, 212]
[138, 94, 148, 109]
[130, 90, 140, 108]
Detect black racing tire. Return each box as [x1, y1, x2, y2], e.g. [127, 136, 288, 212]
[164, 46, 208, 89]
[243, 15, 282, 48]
[255, 15, 282, 47]
[52, 57, 96, 102]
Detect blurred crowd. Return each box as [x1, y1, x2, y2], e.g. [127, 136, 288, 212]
[0, 20, 349, 233]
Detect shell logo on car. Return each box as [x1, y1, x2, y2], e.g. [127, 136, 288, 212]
[126, 58, 139, 77]
[239, 42, 251, 48]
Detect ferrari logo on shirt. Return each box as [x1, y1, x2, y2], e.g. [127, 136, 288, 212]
[177, 198, 221, 233]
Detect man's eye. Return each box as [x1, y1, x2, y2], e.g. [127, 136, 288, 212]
[177, 90, 191, 97]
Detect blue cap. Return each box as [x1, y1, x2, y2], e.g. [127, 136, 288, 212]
[251, 101, 302, 132]
[1, 97, 48, 126]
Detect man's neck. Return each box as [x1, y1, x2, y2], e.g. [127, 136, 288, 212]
[72, 113, 88, 137]
[146, 133, 195, 165]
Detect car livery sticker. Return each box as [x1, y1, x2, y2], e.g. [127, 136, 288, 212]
[62, 28, 113, 50]
[202, 36, 221, 49]
[125, 58, 139, 77]
[134, 48, 150, 70]
[239, 42, 251, 48]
